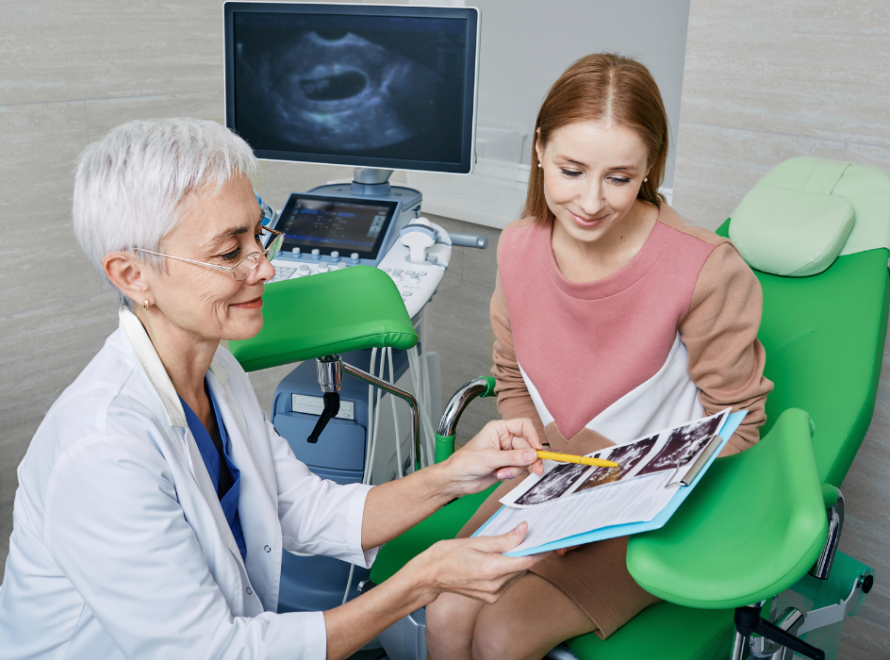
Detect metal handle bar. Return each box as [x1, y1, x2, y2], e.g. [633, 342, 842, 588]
[448, 232, 488, 249]
[342, 361, 420, 472]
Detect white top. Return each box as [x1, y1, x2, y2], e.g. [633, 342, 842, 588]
[0, 308, 377, 660]
[520, 333, 704, 444]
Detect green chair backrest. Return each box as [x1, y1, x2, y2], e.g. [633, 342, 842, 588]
[718, 158, 890, 487]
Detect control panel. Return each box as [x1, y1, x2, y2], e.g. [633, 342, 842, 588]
[267, 187, 452, 318]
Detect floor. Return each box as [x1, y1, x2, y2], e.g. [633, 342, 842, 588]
[348, 650, 387, 660]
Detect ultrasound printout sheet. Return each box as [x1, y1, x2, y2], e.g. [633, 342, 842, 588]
[476, 409, 731, 555]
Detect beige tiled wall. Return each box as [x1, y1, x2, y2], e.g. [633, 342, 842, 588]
[673, 1, 890, 654]
[0, 0, 488, 576]
[0, 0, 368, 571]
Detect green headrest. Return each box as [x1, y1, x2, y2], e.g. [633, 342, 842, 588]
[729, 157, 890, 276]
[230, 266, 418, 372]
[730, 184, 854, 276]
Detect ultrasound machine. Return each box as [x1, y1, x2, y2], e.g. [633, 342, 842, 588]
[224, 1, 484, 624]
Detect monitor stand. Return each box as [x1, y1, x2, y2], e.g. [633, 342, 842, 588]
[307, 167, 423, 218]
[350, 167, 395, 197]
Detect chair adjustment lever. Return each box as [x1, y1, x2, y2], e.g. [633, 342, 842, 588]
[307, 392, 340, 443]
[734, 606, 825, 660]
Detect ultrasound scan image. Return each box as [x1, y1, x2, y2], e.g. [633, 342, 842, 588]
[636, 416, 722, 476]
[576, 435, 659, 493]
[231, 10, 472, 165]
[514, 461, 588, 507]
[238, 31, 435, 152]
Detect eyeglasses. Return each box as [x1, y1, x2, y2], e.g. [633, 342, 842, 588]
[134, 226, 285, 282]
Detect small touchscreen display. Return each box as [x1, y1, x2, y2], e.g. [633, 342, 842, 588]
[276, 195, 398, 259]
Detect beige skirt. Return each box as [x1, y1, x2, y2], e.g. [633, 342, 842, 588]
[457, 477, 661, 640]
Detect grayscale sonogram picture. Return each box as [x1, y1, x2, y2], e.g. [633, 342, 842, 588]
[576, 435, 659, 493]
[514, 461, 588, 507]
[637, 415, 723, 476]
[238, 31, 435, 152]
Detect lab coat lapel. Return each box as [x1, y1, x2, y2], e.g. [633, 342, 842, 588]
[206, 364, 283, 613]
[118, 307, 250, 610]
[182, 426, 248, 589]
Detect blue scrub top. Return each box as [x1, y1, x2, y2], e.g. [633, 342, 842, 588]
[180, 385, 247, 560]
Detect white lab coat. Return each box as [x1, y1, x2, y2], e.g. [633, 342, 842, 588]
[0, 308, 377, 659]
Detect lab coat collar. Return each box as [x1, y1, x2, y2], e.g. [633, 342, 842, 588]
[118, 307, 232, 427]
[119, 308, 187, 428]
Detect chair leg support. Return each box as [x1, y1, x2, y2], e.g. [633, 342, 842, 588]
[734, 605, 825, 660]
[809, 489, 845, 580]
[730, 629, 749, 660]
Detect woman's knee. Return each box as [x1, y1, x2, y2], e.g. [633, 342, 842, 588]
[425, 593, 481, 658]
[470, 573, 596, 660]
[471, 609, 529, 660]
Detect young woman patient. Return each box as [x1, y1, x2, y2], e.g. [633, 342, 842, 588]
[425, 53, 774, 660]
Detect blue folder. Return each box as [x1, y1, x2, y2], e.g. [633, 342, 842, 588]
[474, 411, 747, 557]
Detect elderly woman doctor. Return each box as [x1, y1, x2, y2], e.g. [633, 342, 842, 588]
[0, 119, 545, 660]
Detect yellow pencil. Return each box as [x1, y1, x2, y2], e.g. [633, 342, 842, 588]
[536, 450, 620, 468]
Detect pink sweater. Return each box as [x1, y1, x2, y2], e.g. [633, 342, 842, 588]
[491, 205, 773, 455]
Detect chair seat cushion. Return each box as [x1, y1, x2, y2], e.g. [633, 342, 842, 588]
[567, 602, 734, 660]
[230, 266, 417, 372]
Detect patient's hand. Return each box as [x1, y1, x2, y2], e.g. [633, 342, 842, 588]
[439, 419, 545, 498]
[556, 545, 580, 556]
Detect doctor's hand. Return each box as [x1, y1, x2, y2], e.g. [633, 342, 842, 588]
[437, 418, 545, 498]
[405, 521, 545, 605]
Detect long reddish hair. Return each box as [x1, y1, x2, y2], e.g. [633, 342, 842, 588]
[525, 53, 669, 223]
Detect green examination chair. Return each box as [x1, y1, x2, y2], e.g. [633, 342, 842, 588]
[370, 157, 890, 660]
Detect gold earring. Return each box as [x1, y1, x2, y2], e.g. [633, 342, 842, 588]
[144, 300, 150, 313]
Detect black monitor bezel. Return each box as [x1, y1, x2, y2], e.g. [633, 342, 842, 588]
[274, 192, 400, 260]
[223, 2, 479, 174]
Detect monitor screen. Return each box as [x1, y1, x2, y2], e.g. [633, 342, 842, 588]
[276, 194, 399, 260]
[224, 3, 479, 173]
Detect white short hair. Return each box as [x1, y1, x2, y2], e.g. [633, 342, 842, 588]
[73, 118, 258, 307]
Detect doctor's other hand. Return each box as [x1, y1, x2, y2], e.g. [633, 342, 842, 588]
[438, 418, 544, 497]
[405, 522, 544, 605]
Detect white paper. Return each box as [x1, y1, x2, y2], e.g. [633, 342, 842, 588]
[479, 409, 730, 554]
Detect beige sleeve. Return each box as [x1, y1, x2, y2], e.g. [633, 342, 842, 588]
[490, 272, 548, 443]
[679, 243, 774, 456]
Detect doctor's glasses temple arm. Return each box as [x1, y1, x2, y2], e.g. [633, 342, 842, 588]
[132, 227, 285, 281]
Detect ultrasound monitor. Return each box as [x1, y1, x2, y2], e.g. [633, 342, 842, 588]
[223, 3, 480, 174]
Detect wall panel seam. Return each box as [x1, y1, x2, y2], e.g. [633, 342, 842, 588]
[678, 120, 851, 146]
[0, 292, 117, 322]
[0, 89, 221, 111]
